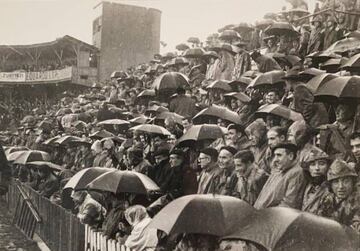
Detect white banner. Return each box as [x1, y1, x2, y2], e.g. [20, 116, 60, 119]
[0, 67, 72, 83]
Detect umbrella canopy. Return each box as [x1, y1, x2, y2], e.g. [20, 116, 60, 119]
[176, 124, 227, 146]
[212, 43, 239, 55]
[315, 76, 360, 99]
[193, 105, 241, 125]
[225, 207, 360, 251]
[264, 22, 299, 37]
[156, 111, 184, 125]
[43, 135, 61, 146]
[167, 57, 189, 67]
[233, 22, 254, 33]
[13, 150, 51, 165]
[255, 19, 275, 30]
[27, 161, 63, 172]
[87, 170, 160, 195]
[256, 104, 304, 121]
[5, 146, 29, 157]
[219, 30, 242, 42]
[298, 68, 326, 82]
[149, 194, 255, 236]
[97, 119, 130, 127]
[7, 150, 29, 162]
[268, 53, 302, 68]
[175, 43, 190, 51]
[306, 73, 338, 94]
[228, 77, 252, 91]
[89, 129, 115, 139]
[286, 8, 310, 16]
[152, 72, 189, 91]
[54, 135, 82, 145]
[183, 47, 206, 58]
[224, 92, 251, 103]
[248, 70, 285, 88]
[242, 70, 259, 79]
[64, 167, 114, 191]
[129, 124, 171, 136]
[340, 53, 360, 71]
[136, 89, 156, 100]
[129, 115, 150, 125]
[325, 37, 360, 54]
[320, 57, 349, 73]
[206, 80, 232, 92]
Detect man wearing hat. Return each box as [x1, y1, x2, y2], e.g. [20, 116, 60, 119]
[197, 147, 221, 194]
[254, 142, 306, 209]
[214, 146, 238, 195]
[301, 147, 332, 215]
[231, 41, 252, 81]
[318, 159, 359, 232]
[148, 147, 172, 194]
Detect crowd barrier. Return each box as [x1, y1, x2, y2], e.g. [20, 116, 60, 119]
[4, 180, 131, 251]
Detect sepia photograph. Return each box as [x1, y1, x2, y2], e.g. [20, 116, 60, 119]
[0, 0, 359, 250]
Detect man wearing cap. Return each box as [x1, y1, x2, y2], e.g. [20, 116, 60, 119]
[213, 146, 237, 195]
[197, 147, 221, 194]
[318, 159, 359, 233]
[254, 142, 306, 209]
[169, 87, 197, 118]
[301, 147, 331, 215]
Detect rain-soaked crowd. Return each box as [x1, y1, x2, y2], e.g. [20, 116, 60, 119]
[1, 0, 360, 250]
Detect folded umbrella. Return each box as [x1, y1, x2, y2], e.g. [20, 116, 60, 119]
[152, 72, 189, 91]
[256, 104, 303, 121]
[13, 150, 51, 165]
[306, 73, 338, 94]
[87, 170, 160, 195]
[64, 167, 114, 191]
[149, 194, 255, 236]
[193, 105, 241, 125]
[130, 124, 171, 136]
[206, 80, 232, 92]
[176, 124, 227, 146]
[225, 207, 359, 251]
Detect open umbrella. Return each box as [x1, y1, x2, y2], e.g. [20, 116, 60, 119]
[13, 150, 51, 165]
[212, 43, 239, 55]
[306, 73, 338, 94]
[306, 51, 341, 66]
[176, 124, 227, 146]
[224, 92, 251, 103]
[156, 111, 184, 125]
[286, 8, 310, 16]
[152, 72, 189, 91]
[176, 43, 190, 51]
[298, 68, 326, 82]
[225, 207, 359, 251]
[97, 119, 130, 127]
[255, 19, 275, 30]
[130, 124, 171, 136]
[162, 52, 176, 61]
[5, 146, 29, 157]
[89, 129, 115, 139]
[43, 135, 61, 146]
[340, 53, 360, 72]
[268, 53, 302, 68]
[149, 194, 255, 236]
[264, 22, 299, 37]
[219, 30, 242, 42]
[129, 115, 150, 125]
[233, 22, 254, 33]
[248, 70, 285, 88]
[27, 161, 63, 172]
[228, 77, 252, 91]
[183, 47, 206, 58]
[320, 57, 349, 73]
[135, 89, 156, 103]
[64, 167, 114, 191]
[256, 104, 303, 121]
[193, 105, 241, 125]
[315, 76, 360, 100]
[21, 115, 36, 125]
[325, 37, 360, 54]
[87, 170, 160, 195]
[54, 135, 82, 145]
[242, 70, 259, 79]
[167, 57, 189, 67]
[206, 80, 232, 92]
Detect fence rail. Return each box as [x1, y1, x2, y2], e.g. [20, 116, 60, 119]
[4, 180, 130, 251]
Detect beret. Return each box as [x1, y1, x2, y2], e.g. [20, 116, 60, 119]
[220, 146, 238, 156]
[200, 147, 219, 160]
[272, 142, 298, 154]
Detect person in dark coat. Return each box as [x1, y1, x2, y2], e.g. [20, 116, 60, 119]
[307, 15, 324, 54]
[169, 87, 197, 118]
[148, 148, 173, 193]
[127, 147, 152, 176]
[197, 147, 221, 194]
[0, 143, 11, 195]
[323, 15, 340, 50]
[37, 166, 60, 198]
[250, 51, 282, 73]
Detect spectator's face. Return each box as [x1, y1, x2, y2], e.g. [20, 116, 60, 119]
[248, 130, 262, 147]
[218, 150, 233, 170]
[273, 148, 293, 170]
[230, 99, 238, 110]
[154, 154, 167, 165]
[181, 120, 192, 131]
[335, 104, 353, 123]
[350, 137, 360, 162]
[331, 177, 354, 200]
[198, 153, 211, 169]
[309, 159, 328, 177]
[226, 129, 239, 144]
[266, 91, 278, 104]
[169, 154, 182, 168]
[234, 159, 248, 173]
[267, 130, 283, 149]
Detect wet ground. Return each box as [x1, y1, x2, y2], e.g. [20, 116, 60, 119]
[0, 201, 40, 251]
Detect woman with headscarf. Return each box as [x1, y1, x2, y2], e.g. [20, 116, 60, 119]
[124, 205, 158, 250]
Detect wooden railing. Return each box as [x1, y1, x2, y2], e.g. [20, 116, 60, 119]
[4, 180, 131, 251]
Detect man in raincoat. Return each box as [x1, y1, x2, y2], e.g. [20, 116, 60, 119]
[197, 147, 221, 194]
